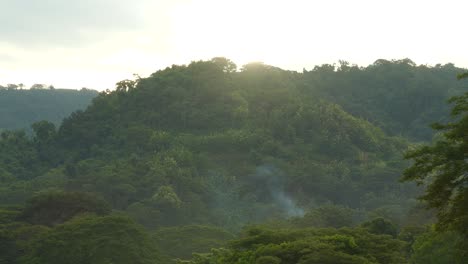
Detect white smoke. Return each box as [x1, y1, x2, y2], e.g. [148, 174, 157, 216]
[255, 165, 305, 218]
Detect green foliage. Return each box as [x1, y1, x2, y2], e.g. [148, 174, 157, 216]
[152, 185, 182, 209]
[0, 208, 23, 264]
[0, 58, 428, 232]
[255, 256, 281, 264]
[291, 205, 356, 228]
[0, 194, 161, 264]
[410, 230, 464, 264]
[21, 214, 161, 264]
[31, 121, 56, 143]
[0, 130, 43, 180]
[304, 60, 466, 140]
[457, 72, 468, 80]
[31, 59, 414, 233]
[0, 208, 20, 224]
[403, 92, 468, 241]
[0, 222, 49, 264]
[361, 217, 398, 237]
[153, 225, 234, 261]
[1, 58, 466, 262]
[18, 190, 111, 226]
[185, 226, 407, 264]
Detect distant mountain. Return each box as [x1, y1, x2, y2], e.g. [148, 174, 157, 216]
[0, 88, 98, 130]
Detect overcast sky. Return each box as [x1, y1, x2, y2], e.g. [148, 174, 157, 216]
[1, 0, 467, 90]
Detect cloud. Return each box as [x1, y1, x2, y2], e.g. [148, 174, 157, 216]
[0, 53, 18, 63]
[1, 0, 467, 90]
[0, 0, 149, 47]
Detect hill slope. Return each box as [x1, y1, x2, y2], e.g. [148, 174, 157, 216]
[0, 59, 414, 231]
[1, 58, 466, 263]
[303, 59, 467, 140]
[0, 88, 98, 131]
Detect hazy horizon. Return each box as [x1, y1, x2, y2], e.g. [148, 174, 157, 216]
[1, 0, 467, 91]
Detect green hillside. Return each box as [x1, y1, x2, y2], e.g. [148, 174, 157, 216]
[0, 58, 466, 263]
[0, 88, 98, 131]
[303, 59, 467, 140]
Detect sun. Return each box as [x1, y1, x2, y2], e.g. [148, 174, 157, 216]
[168, 0, 311, 68]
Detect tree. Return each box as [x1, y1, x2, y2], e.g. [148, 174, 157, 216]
[402, 75, 467, 249]
[361, 217, 398, 238]
[21, 214, 161, 264]
[185, 226, 407, 264]
[7, 84, 18, 90]
[410, 230, 464, 264]
[153, 225, 234, 260]
[457, 72, 468, 80]
[18, 190, 111, 226]
[32, 121, 56, 144]
[210, 57, 237, 73]
[152, 185, 182, 209]
[115, 79, 137, 92]
[30, 84, 46, 90]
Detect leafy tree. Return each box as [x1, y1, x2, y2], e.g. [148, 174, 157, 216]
[153, 225, 234, 261]
[32, 121, 56, 143]
[410, 230, 464, 264]
[457, 72, 468, 80]
[0, 130, 43, 181]
[18, 190, 111, 226]
[0, 209, 22, 264]
[30, 84, 46, 90]
[361, 217, 398, 237]
[21, 214, 161, 264]
[304, 60, 466, 140]
[210, 57, 237, 73]
[402, 90, 468, 243]
[152, 185, 182, 209]
[185, 226, 407, 264]
[7, 84, 18, 90]
[256, 256, 281, 264]
[116, 79, 137, 92]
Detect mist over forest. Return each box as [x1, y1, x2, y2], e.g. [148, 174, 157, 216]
[0, 58, 467, 263]
[0, 87, 98, 131]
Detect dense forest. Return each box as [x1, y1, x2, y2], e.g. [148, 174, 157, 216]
[0, 88, 98, 131]
[0, 58, 466, 263]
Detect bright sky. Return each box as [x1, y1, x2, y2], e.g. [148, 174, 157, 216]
[1, 0, 467, 90]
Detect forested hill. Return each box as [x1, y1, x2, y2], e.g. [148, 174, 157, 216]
[0, 58, 466, 263]
[304, 59, 467, 141]
[0, 88, 98, 131]
[2, 59, 465, 140]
